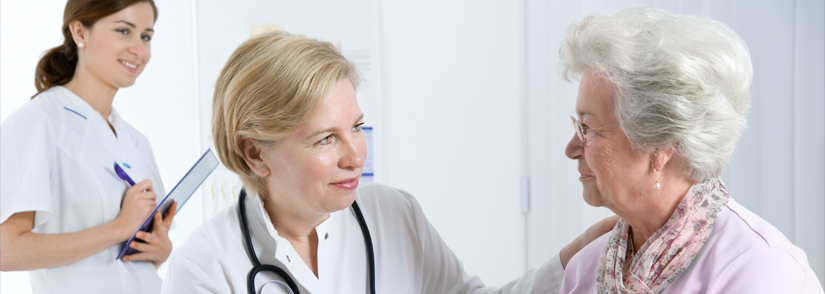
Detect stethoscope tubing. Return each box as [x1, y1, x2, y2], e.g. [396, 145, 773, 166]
[238, 189, 376, 294]
[350, 200, 376, 294]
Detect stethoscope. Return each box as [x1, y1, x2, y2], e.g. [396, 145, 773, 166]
[238, 189, 376, 294]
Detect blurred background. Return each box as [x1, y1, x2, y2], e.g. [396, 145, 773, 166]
[1, 0, 823, 292]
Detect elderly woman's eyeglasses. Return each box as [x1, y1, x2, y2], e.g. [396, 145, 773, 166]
[571, 115, 603, 144]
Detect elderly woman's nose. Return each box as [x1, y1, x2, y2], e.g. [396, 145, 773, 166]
[565, 133, 583, 159]
[339, 139, 366, 169]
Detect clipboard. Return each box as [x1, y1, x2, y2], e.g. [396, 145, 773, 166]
[116, 149, 219, 260]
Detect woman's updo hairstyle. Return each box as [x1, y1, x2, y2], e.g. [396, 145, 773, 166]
[560, 7, 752, 181]
[33, 0, 158, 97]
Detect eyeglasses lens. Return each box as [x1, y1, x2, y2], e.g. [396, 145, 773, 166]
[571, 116, 584, 143]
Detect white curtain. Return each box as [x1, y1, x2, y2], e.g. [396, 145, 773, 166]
[525, 0, 825, 286]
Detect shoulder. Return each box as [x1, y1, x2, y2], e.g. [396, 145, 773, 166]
[357, 183, 414, 200]
[356, 183, 419, 212]
[559, 232, 607, 293]
[165, 204, 242, 291]
[354, 183, 432, 243]
[563, 232, 607, 277]
[171, 203, 242, 265]
[2, 87, 96, 148]
[710, 200, 808, 261]
[683, 200, 822, 292]
[2, 88, 66, 132]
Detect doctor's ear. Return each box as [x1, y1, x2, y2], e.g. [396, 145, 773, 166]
[239, 138, 267, 176]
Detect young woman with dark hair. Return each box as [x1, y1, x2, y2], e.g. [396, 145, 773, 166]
[0, 0, 176, 292]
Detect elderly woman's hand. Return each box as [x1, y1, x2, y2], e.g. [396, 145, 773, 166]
[559, 215, 619, 268]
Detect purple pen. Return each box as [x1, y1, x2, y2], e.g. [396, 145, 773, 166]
[114, 162, 136, 186]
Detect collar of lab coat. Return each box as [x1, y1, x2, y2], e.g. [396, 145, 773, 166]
[245, 192, 337, 292]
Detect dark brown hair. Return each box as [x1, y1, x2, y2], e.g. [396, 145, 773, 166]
[33, 0, 158, 98]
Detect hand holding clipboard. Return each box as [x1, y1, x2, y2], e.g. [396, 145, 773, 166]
[114, 149, 219, 261]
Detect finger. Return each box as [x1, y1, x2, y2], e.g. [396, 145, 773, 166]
[129, 240, 154, 253]
[140, 191, 157, 201]
[598, 215, 620, 231]
[138, 204, 157, 218]
[163, 202, 178, 227]
[123, 252, 156, 262]
[135, 231, 157, 244]
[133, 179, 153, 192]
[151, 211, 167, 234]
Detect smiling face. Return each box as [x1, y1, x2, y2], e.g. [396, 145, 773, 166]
[259, 78, 367, 216]
[564, 71, 652, 213]
[75, 2, 155, 90]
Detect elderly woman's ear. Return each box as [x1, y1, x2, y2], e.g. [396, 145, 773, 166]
[650, 145, 677, 172]
[240, 137, 268, 176]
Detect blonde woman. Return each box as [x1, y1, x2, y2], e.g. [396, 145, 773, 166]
[162, 30, 615, 294]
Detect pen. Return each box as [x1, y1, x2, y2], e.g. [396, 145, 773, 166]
[114, 162, 136, 186]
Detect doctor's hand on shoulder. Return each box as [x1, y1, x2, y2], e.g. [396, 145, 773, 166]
[560, 215, 619, 268]
[115, 179, 177, 267]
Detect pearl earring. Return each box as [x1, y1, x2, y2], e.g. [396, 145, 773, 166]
[654, 168, 661, 190]
[260, 167, 264, 172]
[78, 42, 84, 48]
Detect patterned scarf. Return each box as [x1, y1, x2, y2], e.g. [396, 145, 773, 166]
[597, 177, 731, 294]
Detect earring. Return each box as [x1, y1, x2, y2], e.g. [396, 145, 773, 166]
[260, 167, 264, 172]
[653, 168, 661, 190]
[78, 42, 84, 48]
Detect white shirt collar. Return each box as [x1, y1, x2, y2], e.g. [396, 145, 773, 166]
[251, 193, 336, 246]
[247, 192, 337, 292]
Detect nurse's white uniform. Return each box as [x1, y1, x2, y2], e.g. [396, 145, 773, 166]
[162, 184, 564, 294]
[0, 86, 166, 294]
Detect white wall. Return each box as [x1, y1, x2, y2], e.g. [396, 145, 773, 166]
[378, 0, 529, 286]
[526, 0, 825, 287]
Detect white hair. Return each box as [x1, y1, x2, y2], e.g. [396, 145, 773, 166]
[560, 7, 752, 181]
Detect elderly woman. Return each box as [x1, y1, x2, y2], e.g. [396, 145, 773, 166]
[162, 30, 615, 294]
[558, 7, 824, 294]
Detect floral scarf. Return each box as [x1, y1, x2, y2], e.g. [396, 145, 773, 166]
[597, 177, 731, 294]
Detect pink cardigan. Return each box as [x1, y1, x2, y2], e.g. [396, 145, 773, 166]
[560, 199, 824, 293]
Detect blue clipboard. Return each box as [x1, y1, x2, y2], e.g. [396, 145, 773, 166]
[116, 149, 219, 260]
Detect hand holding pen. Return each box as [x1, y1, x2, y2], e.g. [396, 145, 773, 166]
[112, 179, 157, 241]
[113, 162, 157, 238]
[112, 163, 177, 266]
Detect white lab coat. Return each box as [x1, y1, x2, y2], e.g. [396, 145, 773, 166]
[162, 183, 564, 294]
[0, 86, 166, 294]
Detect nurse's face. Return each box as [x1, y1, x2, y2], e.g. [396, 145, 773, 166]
[260, 78, 367, 216]
[75, 2, 154, 89]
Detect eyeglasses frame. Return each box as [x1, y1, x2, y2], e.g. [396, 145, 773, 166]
[570, 115, 604, 145]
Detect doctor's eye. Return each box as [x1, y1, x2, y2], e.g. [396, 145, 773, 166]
[116, 28, 130, 35]
[141, 34, 152, 41]
[318, 135, 334, 145]
[352, 122, 365, 132]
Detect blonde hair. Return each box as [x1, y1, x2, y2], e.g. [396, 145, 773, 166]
[212, 30, 360, 199]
